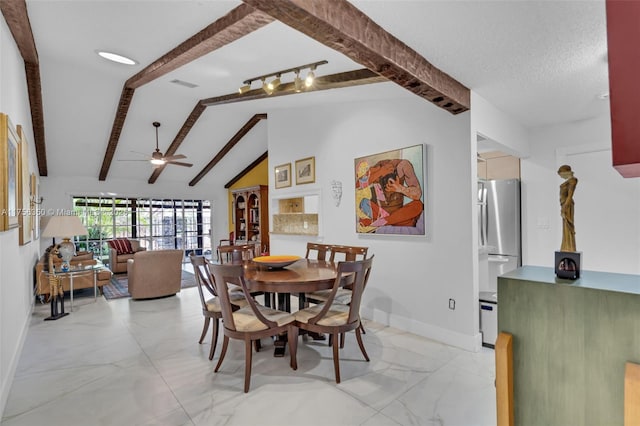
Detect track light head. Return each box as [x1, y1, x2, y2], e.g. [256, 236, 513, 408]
[238, 81, 251, 94]
[294, 71, 303, 92]
[266, 75, 281, 94]
[305, 69, 315, 88]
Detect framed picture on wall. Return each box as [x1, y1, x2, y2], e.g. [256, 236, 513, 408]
[354, 144, 426, 236]
[1, 113, 20, 232]
[295, 156, 315, 185]
[17, 125, 31, 245]
[275, 163, 292, 189]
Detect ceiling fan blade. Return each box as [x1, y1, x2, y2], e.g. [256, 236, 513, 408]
[130, 150, 152, 159]
[118, 159, 150, 162]
[167, 161, 193, 167]
[163, 154, 186, 161]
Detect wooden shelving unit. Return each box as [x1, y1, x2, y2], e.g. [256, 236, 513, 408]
[232, 185, 269, 253]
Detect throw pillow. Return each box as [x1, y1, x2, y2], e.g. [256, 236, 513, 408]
[107, 238, 134, 255]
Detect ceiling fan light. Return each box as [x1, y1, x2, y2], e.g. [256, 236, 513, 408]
[150, 158, 165, 165]
[238, 84, 251, 94]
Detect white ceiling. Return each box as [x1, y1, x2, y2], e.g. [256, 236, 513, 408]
[22, 0, 610, 185]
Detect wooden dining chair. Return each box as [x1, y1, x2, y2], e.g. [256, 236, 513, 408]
[292, 256, 374, 384]
[208, 263, 298, 393]
[329, 244, 369, 262]
[218, 244, 255, 264]
[305, 244, 369, 305]
[189, 254, 248, 360]
[305, 242, 332, 260]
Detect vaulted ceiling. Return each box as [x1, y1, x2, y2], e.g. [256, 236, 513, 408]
[2, 0, 610, 187]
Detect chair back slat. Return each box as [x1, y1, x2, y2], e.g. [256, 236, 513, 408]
[305, 242, 332, 261]
[189, 254, 216, 310]
[329, 245, 368, 262]
[218, 244, 255, 264]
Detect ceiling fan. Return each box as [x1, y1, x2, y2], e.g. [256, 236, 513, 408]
[120, 122, 193, 168]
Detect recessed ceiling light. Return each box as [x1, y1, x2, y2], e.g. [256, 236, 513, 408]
[96, 50, 137, 65]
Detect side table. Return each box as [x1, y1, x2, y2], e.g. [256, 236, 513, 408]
[42, 261, 105, 320]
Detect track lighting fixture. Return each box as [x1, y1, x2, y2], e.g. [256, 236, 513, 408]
[238, 60, 327, 96]
[294, 70, 303, 93]
[305, 66, 316, 88]
[265, 74, 281, 95]
[238, 82, 251, 94]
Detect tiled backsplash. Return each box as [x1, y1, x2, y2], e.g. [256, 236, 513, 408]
[272, 214, 319, 235]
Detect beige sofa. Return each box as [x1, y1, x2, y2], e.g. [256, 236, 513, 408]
[35, 250, 112, 298]
[108, 239, 146, 273]
[127, 249, 183, 299]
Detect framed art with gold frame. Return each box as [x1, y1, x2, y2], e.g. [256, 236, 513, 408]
[275, 163, 292, 189]
[295, 156, 315, 185]
[1, 113, 20, 232]
[17, 125, 31, 245]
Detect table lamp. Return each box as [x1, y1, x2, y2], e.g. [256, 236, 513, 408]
[42, 215, 88, 272]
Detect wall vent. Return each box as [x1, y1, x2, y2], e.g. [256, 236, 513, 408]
[170, 79, 198, 89]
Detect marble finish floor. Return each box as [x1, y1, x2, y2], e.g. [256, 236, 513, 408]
[2, 288, 496, 426]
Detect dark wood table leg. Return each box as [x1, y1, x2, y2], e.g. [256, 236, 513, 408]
[273, 292, 292, 357]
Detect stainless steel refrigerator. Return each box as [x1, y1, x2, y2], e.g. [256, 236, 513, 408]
[478, 178, 521, 292]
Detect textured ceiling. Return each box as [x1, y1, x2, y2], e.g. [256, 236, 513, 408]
[21, 0, 610, 184]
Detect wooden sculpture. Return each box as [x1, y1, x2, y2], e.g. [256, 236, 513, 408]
[558, 165, 578, 252]
[45, 244, 68, 320]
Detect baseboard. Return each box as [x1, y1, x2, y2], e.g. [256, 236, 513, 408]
[363, 307, 482, 352]
[0, 302, 34, 420]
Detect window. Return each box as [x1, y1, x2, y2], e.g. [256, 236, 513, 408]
[72, 196, 211, 264]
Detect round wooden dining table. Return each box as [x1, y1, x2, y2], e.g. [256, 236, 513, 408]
[244, 258, 339, 294]
[243, 258, 339, 355]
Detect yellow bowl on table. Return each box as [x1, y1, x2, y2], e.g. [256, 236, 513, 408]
[253, 255, 300, 269]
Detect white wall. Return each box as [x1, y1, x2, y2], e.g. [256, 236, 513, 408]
[0, 18, 42, 417]
[267, 97, 479, 350]
[521, 115, 640, 273]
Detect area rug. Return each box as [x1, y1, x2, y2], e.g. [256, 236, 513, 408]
[103, 270, 196, 300]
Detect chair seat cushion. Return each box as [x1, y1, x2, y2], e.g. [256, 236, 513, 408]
[306, 288, 352, 304]
[206, 291, 248, 312]
[294, 303, 350, 326]
[231, 305, 295, 332]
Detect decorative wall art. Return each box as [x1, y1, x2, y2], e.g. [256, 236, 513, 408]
[330, 180, 343, 207]
[17, 125, 31, 245]
[1, 113, 20, 232]
[354, 144, 425, 235]
[295, 157, 315, 185]
[275, 163, 292, 189]
[30, 173, 40, 240]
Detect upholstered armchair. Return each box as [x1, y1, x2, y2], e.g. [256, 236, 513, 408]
[127, 249, 183, 299]
[107, 238, 146, 273]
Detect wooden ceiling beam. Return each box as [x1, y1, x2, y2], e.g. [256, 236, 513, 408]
[100, 4, 274, 181]
[188, 114, 267, 187]
[201, 68, 386, 107]
[224, 151, 269, 189]
[126, 4, 274, 89]
[242, 0, 470, 114]
[99, 87, 135, 181]
[1, 0, 48, 176]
